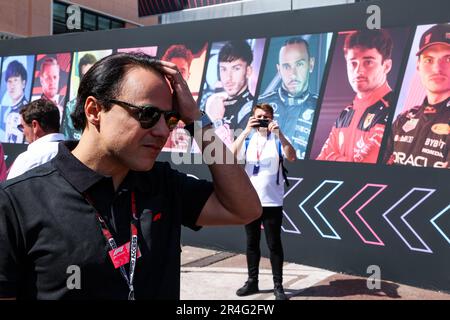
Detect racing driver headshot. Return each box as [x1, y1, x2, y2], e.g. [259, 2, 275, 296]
[317, 29, 394, 163]
[384, 23, 450, 168]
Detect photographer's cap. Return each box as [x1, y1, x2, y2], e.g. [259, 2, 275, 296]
[416, 23, 450, 56]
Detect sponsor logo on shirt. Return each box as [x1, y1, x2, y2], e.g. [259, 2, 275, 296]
[356, 136, 367, 150]
[270, 103, 278, 113]
[421, 148, 444, 158]
[431, 123, 450, 135]
[394, 152, 448, 168]
[153, 212, 162, 222]
[302, 109, 314, 121]
[295, 125, 310, 134]
[424, 138, 446, 149]
[424, 106, 437, 114]
[402, 118, 419, 133]
[363, 113, 375, 130]
[394, 135, 414, 143]
[394, 152, 428, 167]
[338, 131, 345, 150]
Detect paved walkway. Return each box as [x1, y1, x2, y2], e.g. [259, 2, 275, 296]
[180, 246, 450, 300]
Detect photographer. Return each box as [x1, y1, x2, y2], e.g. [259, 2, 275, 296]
[231, 103, 296, 300]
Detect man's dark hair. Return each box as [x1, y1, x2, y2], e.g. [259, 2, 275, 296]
[71, 52, 161, 131]
[252, 103, 274, 117]
[78, 53, 97, 79]
[283, 37, 311, 59]
[5, 60, 27, 82]
[20, 98, 60, 133]
[218, 40, 253, 65]
[343, 29, 393, 61]
[162, 45, 193, 67]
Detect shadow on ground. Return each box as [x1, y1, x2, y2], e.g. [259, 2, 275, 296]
[290, 279, 401, 299]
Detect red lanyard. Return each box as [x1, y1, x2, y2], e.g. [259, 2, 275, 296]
[85, 191, 139, 300]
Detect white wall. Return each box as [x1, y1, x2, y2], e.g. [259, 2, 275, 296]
[293, 0, 355, 10]
[160, 0, 355, 24]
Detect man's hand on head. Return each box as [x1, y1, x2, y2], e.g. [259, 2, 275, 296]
[155, 60, 201, 124]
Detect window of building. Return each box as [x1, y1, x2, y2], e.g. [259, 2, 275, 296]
[111, 20, 125, 29]
[83, 12, 97, 31]
[53, 1, 68, 34]
[98, 16, 111, 30]
[52, 1, 126, 34]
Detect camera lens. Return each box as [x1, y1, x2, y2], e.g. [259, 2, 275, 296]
[258, 119, 269, 127]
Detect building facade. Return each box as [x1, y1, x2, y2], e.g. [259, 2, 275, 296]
[0, 0, 159, 39]
[0, 0, 360, 39]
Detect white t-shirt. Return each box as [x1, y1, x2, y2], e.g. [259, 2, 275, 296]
[7, 133, 65, 179]
[243, 131, 284, 207]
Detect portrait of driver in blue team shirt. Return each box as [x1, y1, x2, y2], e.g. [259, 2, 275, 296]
[0, 58, 33, 143]
[258, 36, 325, 159]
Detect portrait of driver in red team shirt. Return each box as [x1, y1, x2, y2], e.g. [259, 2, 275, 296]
[384, 23, 450, 168]
[317, 29, 394, 163]
[161, 44, 194, 152]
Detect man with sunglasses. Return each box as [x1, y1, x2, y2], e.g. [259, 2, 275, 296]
[0, 52, 261, 300]
[7, 98, 64, 179]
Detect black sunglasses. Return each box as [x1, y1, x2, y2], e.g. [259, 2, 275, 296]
[17, 124, 24, 132]
[107, 99, 180, 130]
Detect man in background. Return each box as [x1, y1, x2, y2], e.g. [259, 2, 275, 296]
[7, 99, 64, 179]
[232, 103, 296, 300]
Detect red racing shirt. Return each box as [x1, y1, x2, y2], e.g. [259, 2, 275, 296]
[317, 82, 392, 163]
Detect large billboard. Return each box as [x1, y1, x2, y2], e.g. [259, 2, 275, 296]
[0, 0, 449, 293]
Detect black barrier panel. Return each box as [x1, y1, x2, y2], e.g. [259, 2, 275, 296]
[0, 0, 449, 293]
[175, 154, 450, 292]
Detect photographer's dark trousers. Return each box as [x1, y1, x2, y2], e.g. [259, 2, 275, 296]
[244, 206, 284, 284]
